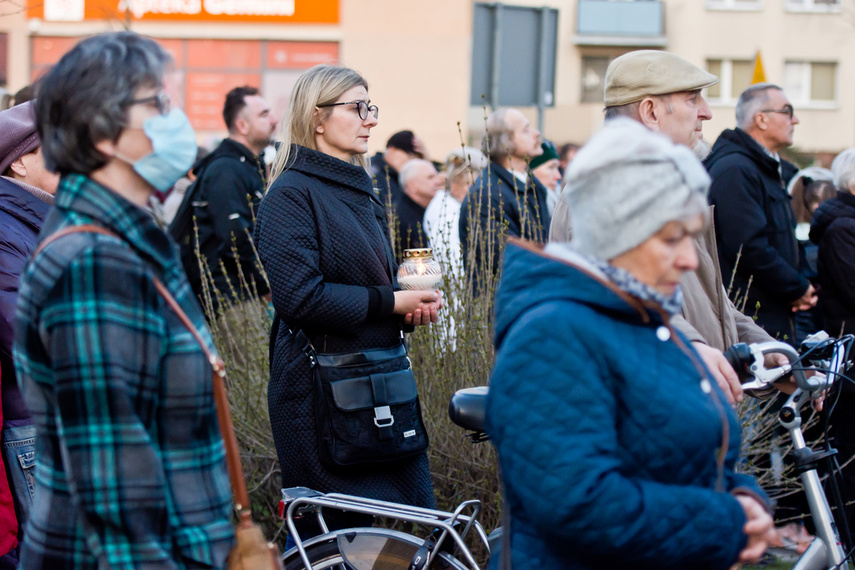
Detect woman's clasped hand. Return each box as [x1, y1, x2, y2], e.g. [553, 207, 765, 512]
[735, 494, 776, 566]
[394, 289, 443, 325]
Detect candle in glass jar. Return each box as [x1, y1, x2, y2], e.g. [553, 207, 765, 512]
[397, 248, 443, 290]
[398, 273, 443, 291]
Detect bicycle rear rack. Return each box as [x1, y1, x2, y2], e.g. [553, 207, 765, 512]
[281, 490, 490, 569]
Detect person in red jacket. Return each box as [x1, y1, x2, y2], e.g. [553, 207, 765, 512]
[0, 100, 58, 568]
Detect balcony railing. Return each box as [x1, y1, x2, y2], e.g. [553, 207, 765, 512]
[575, 0, 666, 47]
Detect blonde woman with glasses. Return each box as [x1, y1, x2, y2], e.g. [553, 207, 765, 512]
[255, 65, 442, 542]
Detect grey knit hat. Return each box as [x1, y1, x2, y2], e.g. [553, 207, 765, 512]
[0, 101, 40, 175]
[564, 118, 710, 260]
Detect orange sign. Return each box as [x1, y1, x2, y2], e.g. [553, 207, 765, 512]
[185, 72, 262, 130]
[267, 41, 339, 69]
[29, 35, 339, 133]
[28, 0, 338, 24]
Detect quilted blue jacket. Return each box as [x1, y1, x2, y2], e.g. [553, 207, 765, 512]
[486, 242, 767, 570]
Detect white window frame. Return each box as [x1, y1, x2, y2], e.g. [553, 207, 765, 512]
[706, 0, 763, 12]
[704, 58, 751, 104]
[580, 55, 610, 104]
[784, 0, 842, 13]
[783, 60, 838, 109]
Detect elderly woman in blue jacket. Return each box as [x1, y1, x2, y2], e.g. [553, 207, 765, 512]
[486, 119, 774, 570]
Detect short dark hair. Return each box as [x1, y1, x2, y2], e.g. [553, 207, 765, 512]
[223, 86, 259, 132]
[35, 32, 171, 176]
[386, 130, 416, 153]
[13, 83, 36, 106]
[559, 142, 580, 161]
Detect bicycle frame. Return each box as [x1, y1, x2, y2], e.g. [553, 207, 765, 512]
[282, 492, 491, 570]
[785, 341, 849, 570]
[734, 338, 850, 569]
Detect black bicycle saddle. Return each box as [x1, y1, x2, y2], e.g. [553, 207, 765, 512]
[448, 386, 488, 433]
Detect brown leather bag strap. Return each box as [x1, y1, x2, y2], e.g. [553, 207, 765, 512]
[32, 224, 118, 258]
[149, 279, 251, 511]
[33, 225, 252, 512]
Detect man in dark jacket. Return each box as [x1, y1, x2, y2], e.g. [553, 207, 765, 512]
[369, 130, 425, 205]
[705, 83, 816, 343]
[171, 86, 275, 308]
[0, 100, 59, 566]
[459, 107, 550, 276]
[394, 158, 443, 251]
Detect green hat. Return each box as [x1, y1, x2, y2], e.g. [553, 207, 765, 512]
[530, 141, 559, 170]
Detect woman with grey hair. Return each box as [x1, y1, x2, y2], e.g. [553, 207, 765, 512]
[15, 32, 234, 568]
[485, 119, 773, 569]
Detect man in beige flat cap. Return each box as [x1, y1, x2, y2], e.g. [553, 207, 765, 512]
[601, 50, 717, 150]
[551, 50, 781, 405]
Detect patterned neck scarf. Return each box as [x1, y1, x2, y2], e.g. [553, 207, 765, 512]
[583, 253, 684, 316]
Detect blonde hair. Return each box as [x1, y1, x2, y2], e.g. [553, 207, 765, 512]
[269, 65, 369, 187]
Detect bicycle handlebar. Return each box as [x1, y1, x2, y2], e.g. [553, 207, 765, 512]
[723, 331, 848, 394]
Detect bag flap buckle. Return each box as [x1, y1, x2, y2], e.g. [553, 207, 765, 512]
[373, 405, 394, 428]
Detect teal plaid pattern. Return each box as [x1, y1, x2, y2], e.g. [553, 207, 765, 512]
[13, 174, 234, 569]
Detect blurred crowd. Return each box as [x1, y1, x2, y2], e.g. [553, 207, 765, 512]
[1, 30, 855, 569]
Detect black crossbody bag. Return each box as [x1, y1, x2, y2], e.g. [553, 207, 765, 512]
[295, 330, 429, 468]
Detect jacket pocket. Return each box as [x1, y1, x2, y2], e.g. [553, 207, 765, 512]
[3, 424, 36, 519]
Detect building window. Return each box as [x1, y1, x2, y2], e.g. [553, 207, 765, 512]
[783, 61, 837, 106]
[581, 56, 610, 103]
[706, 0, 762, 11]
[705, 59, 753, 102]
[785, 0, 841, 12]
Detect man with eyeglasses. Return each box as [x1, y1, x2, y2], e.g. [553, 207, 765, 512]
[705, 83, 815, 343]
[459, 108, 550, 278]
[171, 85, 276, 309]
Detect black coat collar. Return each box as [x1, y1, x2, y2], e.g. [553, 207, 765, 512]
[288, 145, 378, 204]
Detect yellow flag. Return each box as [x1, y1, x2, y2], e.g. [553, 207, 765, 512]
[752, 51, 767, 84]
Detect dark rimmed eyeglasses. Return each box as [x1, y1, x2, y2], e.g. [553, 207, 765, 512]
[760, 104, 795, 119]
[127, 92, 171, 116]
[318, 100, 379, 121]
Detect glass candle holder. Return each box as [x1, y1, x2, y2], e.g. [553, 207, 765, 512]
[397, 248, 443, 291]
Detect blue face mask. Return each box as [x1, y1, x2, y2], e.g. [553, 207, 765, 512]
[123, 108, 197, 193]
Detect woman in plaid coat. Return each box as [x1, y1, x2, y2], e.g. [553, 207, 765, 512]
[13, 33, 234, 569]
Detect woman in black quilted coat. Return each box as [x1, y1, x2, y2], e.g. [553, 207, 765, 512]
[255, 65, 441, 520]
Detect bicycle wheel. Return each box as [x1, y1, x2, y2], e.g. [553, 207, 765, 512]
[281, 527, 471, 570]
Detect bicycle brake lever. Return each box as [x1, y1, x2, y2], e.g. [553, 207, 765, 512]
[739, 341, 821, 392]
[738, 344, 791, 391]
